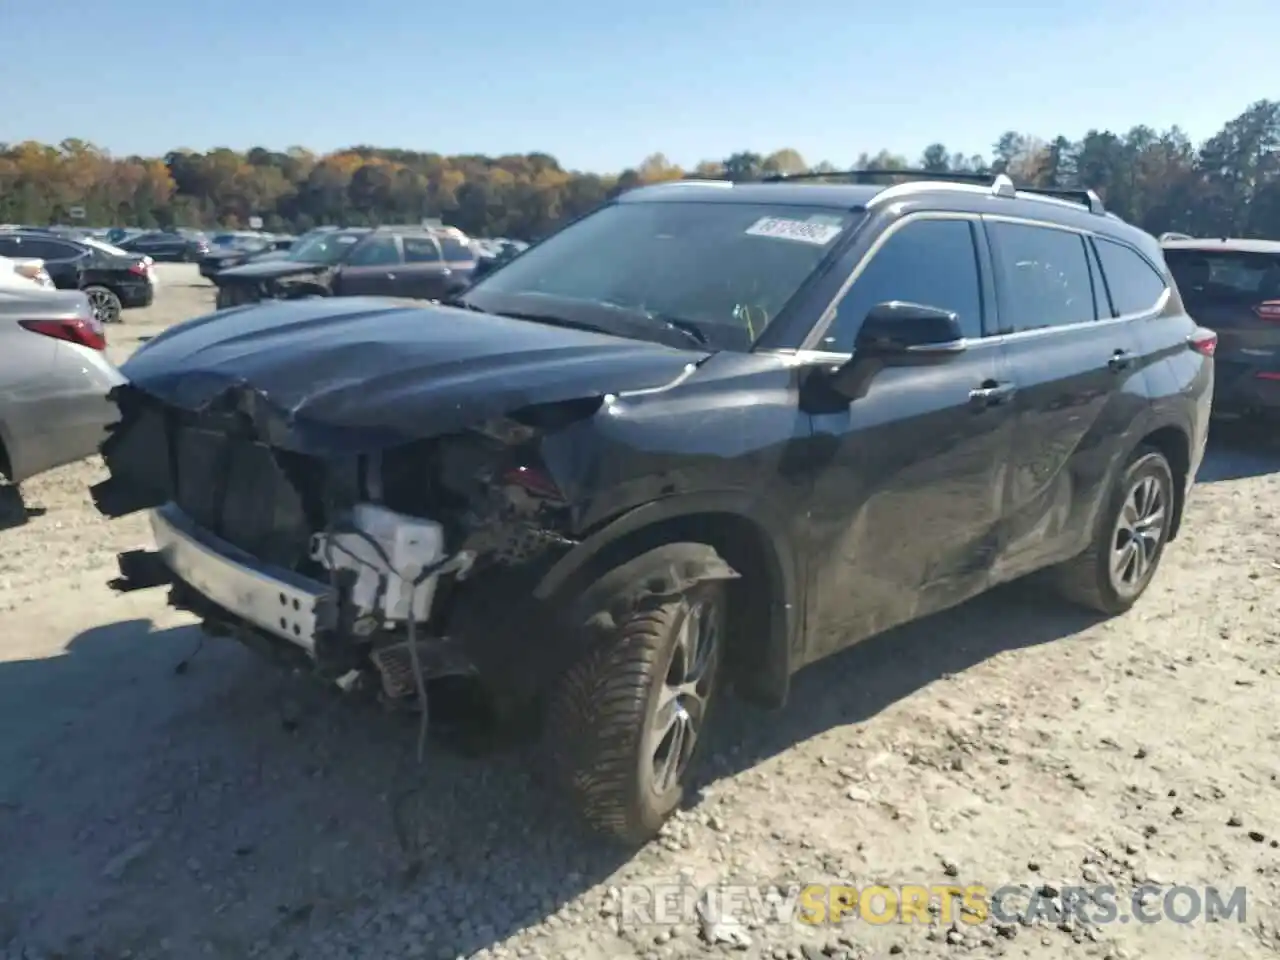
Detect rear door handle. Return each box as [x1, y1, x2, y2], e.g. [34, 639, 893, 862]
[969, 379, 1016, 408]
[1108, 349, 1133, 371]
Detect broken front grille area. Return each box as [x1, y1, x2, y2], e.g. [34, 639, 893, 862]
[172, 423, 328, 570]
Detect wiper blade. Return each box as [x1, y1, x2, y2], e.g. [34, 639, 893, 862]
[596, 301, 710, 347]
[444, 294, 484, 311]
[493, 310, 614, 336]
[653, 314, 709, 347]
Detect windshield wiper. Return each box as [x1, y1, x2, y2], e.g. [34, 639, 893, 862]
[595, 301, 710, 347]
[494, 310, 615, 336]
[653, 314, 709, 347]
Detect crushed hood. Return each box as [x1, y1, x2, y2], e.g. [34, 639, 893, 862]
[117, 297, 702, 455]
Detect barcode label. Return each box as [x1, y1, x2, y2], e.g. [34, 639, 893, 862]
[744, 217, 843, 246]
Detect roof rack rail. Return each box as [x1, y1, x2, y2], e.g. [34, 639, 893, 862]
[1013, 184, 1106, 215]
[761, 168, 992, 185]
[761, 167, 1107, 215]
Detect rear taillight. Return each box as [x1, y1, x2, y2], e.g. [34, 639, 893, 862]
[1256, 371, 1280, 381]
[128, 263, 148, 277]
[1253, 301, 1280, 321]
[20, 315, 107, 351]
[1188, 327, 1218, 357]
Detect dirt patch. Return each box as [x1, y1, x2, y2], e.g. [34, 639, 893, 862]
[2, 273, 1278, 959]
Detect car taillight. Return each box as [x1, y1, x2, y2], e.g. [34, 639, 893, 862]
[1188, 327, 1218, 357]
[128, 263, 148, 277]
[502, 464, 564, 500]
[20, 315, 107, 350]
[1253, 301, 1280, 321]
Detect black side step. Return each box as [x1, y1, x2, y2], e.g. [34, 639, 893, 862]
[109, 549, 173, 592]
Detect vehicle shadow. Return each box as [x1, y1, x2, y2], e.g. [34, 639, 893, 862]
[1196, 420, 1280, 483]
[0, 583, 1098, 957]
[0, 485, 46, 531]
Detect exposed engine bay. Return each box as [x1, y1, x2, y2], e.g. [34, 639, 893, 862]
[95, 383, 596, 732]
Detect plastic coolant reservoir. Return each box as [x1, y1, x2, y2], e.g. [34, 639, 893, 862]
[312, 503, 447, 622]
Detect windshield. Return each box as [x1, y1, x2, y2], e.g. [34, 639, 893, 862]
[287, 231, 365, 264]
[463, 201, 861, 350]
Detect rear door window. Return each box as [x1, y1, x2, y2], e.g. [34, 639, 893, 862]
[345, 235, 402, 267]
[403, 236, 442, 263]
[19, 238, 82, 261]
[1093, 237, 1168, 316]
[988, 221, 1100, 333]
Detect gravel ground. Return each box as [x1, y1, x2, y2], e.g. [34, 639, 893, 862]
[2, 265, 1279, 960]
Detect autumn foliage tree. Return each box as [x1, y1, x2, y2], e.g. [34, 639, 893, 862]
[3, 99, 1280, 240]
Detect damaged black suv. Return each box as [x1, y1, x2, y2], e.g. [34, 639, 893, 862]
[95, 171, 1214, 844]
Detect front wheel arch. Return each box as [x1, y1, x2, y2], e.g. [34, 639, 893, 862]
[536, 496, 800, 709]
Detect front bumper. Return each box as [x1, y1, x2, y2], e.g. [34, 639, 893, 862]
[149, 502, 331, 655]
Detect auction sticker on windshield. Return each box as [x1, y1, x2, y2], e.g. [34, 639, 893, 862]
[745, 217, 842, 246]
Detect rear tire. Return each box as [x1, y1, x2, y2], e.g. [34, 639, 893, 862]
[1051, 447, 1175, 615]
[83, 285, 122, 324]
[545, 551, 726, 846]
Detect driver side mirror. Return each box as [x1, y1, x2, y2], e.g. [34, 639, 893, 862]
[853, 300, 967, 359]
[811, 301, 968, 408]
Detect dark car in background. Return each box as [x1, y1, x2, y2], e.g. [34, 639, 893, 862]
[1163, 237, 1280, 418]
[212, 224, 477, 308]
[199, 233, 296, 280]
[0, 230, 155, 323]
[97, 171, 1212, 843]
[118, 229, 210, 262]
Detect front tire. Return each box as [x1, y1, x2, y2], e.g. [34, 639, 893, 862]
[546, 565, 726, 845]
[1051, 447, 1175, 615]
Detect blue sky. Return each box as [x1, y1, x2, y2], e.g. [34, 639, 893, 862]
[2, 0, 1274, 173]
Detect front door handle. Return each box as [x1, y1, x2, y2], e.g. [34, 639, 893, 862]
[1108, 349, 1133, 371]
[969, 379, 1016, 408]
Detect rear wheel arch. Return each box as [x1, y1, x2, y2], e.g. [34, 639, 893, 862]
[536, 497, 799, 709]
[1135, 424, 1191, 540]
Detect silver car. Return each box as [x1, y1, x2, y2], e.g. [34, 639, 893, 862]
[0, 286, 125, 488]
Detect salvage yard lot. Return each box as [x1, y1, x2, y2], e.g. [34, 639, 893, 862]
[2, 264, 1279, 960]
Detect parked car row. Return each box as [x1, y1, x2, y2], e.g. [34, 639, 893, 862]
[0, 229, 156, 323]
[211, 224, 479, 308]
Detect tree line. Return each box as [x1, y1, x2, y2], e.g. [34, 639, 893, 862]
[2, 99, 1278, 241]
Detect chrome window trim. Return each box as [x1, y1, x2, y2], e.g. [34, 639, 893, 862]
[801, 210, 1173, 352]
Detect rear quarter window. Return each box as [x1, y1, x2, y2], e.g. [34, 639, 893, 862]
[1094, 237, 1167, 316]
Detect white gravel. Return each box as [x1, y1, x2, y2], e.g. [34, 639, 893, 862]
[1, 264, 1279, 960]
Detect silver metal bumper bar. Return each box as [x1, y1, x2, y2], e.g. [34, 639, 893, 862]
[149, 502, 332, 654]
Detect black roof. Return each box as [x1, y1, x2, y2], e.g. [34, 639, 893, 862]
[618, 181, 882, 209]
[619, 175, 1160, 259]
